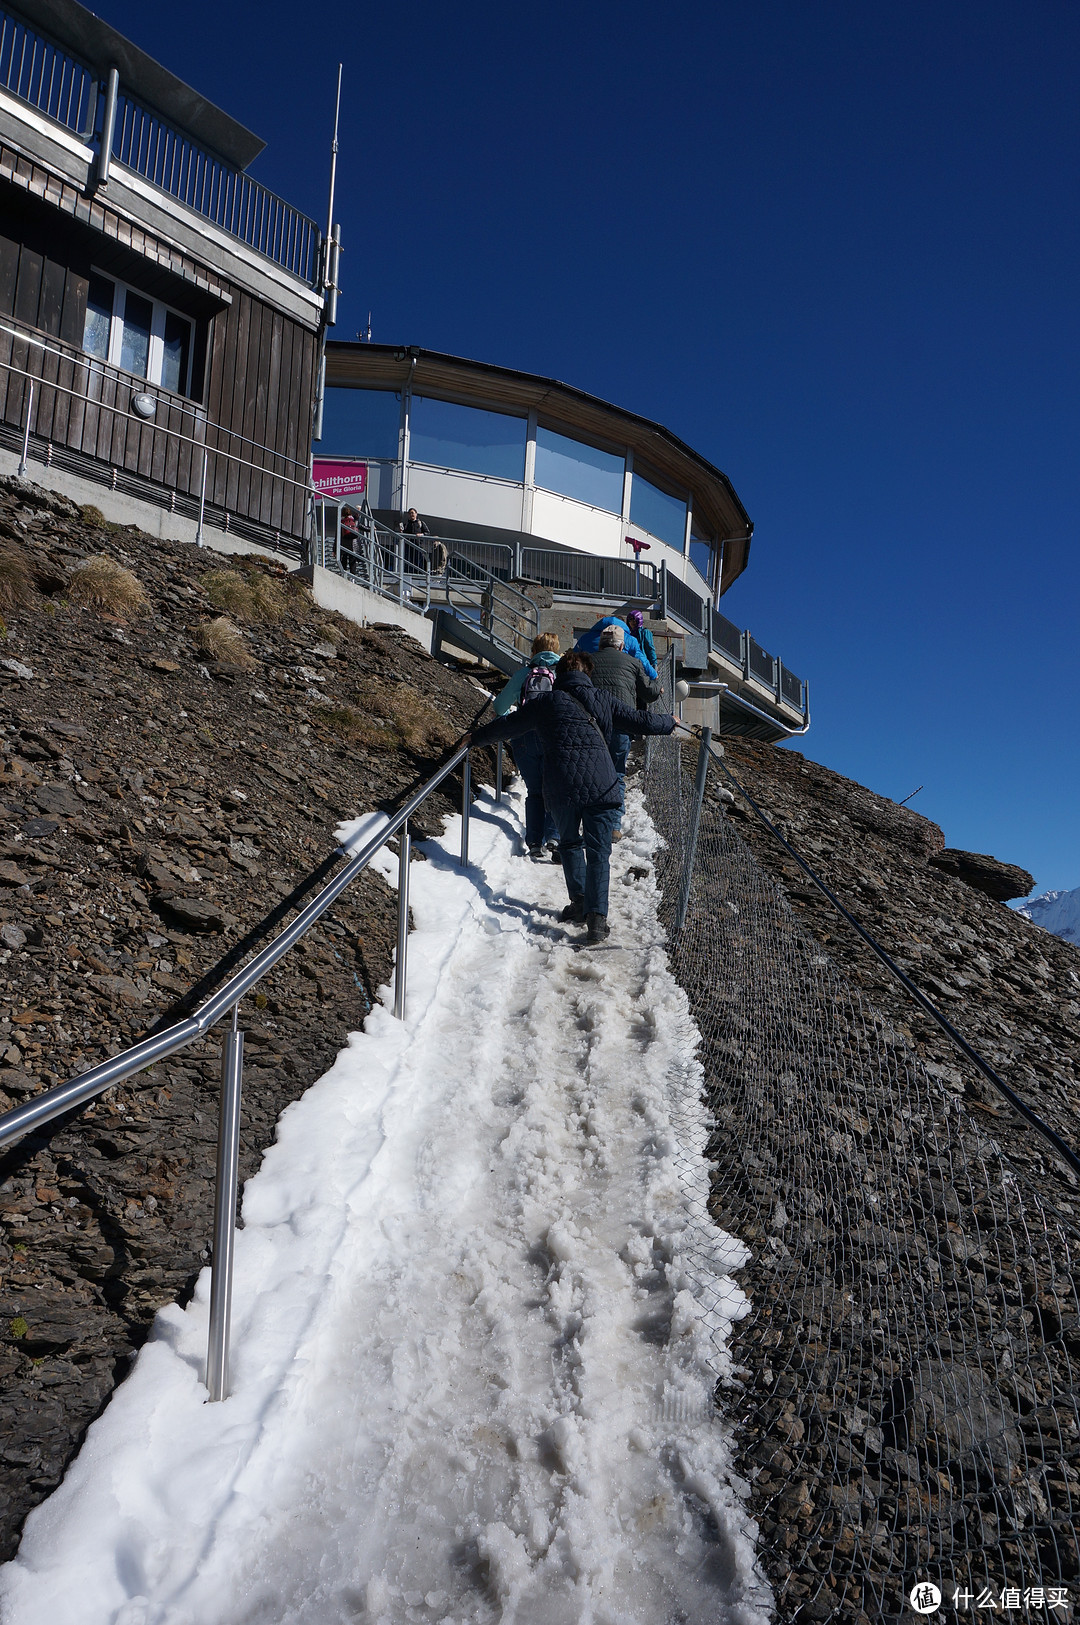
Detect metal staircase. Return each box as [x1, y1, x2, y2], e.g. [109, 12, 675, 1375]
[318, 501, 538, 674]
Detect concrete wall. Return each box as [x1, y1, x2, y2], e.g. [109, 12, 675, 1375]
[311, 565, 433, 651]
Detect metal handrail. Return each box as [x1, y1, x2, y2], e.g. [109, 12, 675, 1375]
[0, 740, 478, 1398]
[0, 341, 315, 548]
[0, 320, 311, 473]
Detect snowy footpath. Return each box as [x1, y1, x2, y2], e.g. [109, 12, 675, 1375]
[0, 782, 771, 1625]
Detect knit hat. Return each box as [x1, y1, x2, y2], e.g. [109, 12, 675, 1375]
[627, 609, 644, 629]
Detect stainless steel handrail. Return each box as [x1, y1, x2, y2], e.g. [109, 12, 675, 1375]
[0, 741, 476, 1397]
[0, 322, 311, 473]
[0, 343, 315, 549]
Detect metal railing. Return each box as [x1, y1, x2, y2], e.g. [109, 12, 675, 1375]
[0, 3, 318, 283]
[317, 505, 540, 666]
[520, 546, 660, 602]
[0, 5, 96, 137]
[664, 567, 706, 633]
[110, 92, 318, 282]
[0, 324, 315, 553]
[0, 743, 481, 1401]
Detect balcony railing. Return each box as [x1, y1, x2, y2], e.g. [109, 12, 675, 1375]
[0, 4, 318, 283]
[110, 93, 318, 282]
[0, 5, 96, 137]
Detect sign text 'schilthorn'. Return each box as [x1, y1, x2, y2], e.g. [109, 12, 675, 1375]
[312, 461, 367, 499]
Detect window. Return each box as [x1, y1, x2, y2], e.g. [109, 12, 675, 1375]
[319, 387, 401, 458]
[630, 470, 687, 551]
[81, 273, 195, 397]
[689, 527, 715, 588]
[534, 425, 624, 511]
[83, 273, 113, 361]
[409, 396, 526, 481]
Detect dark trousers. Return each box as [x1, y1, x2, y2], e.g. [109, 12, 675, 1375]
[558, 801, 621, 917]
[609, 732, 630, 829]
[512, 734, 557, 847]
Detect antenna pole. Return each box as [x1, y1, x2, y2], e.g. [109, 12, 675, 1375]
[325, 62, 343, 291]
[313, 63, 344, 445]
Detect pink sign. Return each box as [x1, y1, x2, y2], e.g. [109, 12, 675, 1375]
[312, 459, 367, 499]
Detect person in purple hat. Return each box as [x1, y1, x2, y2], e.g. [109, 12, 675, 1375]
[626, 609, 658, 675]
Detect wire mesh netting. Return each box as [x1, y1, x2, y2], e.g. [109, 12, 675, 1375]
[640, 699, 1080, 1623]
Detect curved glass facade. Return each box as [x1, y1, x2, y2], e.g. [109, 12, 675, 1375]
[410, 396, 527, 480]
[321, 387, 400, 460]
[630, 470, 687, 552]
[534, 425, 624, 512]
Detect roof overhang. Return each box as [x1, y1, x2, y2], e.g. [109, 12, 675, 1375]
[9, 0, 265, 168]
[325, 342, 754, 592]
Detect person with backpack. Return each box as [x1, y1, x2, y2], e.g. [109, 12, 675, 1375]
[468, 651, 676, 944]
[493, 632, 561, 858]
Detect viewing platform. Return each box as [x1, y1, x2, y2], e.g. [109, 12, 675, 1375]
[317, 343, 809, 740]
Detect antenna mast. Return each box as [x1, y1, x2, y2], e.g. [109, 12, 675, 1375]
[312, 63, 343, 445]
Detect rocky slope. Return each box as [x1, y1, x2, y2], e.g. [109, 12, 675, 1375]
[0, 476, 494, 1557]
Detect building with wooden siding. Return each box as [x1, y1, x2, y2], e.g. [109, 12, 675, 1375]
[0, 0, 322, 554]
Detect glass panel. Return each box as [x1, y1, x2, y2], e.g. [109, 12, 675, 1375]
[410, 396, 526, 481]
[82, 273, 114, 360]
[119, 290, 153, 379]
[630, 471, 687, 550]
[319, 387, 401, 459]
[160, 310, 191, 395]
[690, 539, 713, 584]
[534, 425, 624, 511]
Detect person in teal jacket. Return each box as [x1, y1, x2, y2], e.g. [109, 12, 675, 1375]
[495, 632, 561, 856]
[573, 615, 657, 681]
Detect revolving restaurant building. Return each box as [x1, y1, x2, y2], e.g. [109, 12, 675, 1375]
[320, 342, 808, 740]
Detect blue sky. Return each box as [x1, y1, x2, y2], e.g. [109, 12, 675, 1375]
[97, 0, 1079, 896]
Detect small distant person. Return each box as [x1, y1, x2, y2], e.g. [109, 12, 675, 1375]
[626, 609, 658, 675]
[573, 614, 657, 681]
[467, 650, 675, 945]
[589, 623, 661, 834]
[494, 632, 561, 859]
[399, 507, 447, 574]
[339, 506, 360, 547]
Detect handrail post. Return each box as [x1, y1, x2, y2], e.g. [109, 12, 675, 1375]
[207, 1007, 244, 1401]
[674, 727, 711, 937]
[393, 820, 411, 1020]
[196, 447, 208, 547]
[460, 752, 471, 866]
[18, 377, 34, 477]
[495, 742, 503, 803]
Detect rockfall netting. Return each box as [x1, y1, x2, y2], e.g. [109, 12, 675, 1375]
[642, 712, 1080, 1624]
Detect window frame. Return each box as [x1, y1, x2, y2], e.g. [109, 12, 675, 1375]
[83, 270, 196, 399]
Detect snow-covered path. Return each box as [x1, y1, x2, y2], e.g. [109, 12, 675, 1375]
[0, 784, 770, 1625]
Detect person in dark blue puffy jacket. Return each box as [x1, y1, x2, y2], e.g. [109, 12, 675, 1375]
[468, 651, 675, 943]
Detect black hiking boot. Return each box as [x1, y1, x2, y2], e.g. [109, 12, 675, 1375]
[586, 913, 610, 944]
[560, 897, 586, 923]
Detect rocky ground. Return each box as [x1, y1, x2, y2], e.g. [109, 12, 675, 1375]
[0, 476, 495, 1558]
